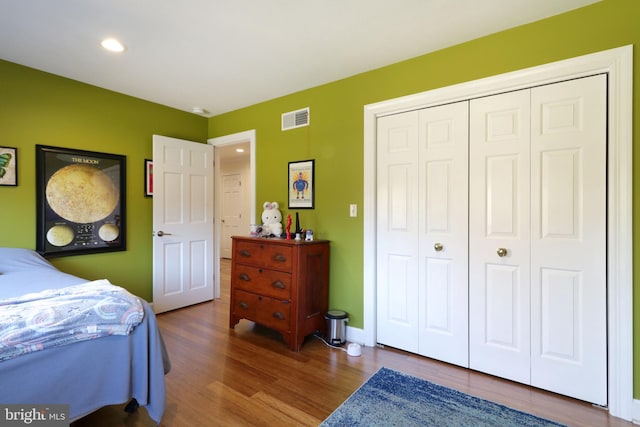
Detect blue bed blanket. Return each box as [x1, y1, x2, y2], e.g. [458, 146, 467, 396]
[0, 279, 144, 362]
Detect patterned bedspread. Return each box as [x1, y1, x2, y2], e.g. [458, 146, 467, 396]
[0, 279, 144, 361]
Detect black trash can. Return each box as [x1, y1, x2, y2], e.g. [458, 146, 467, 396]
[325, 310, 349, 346]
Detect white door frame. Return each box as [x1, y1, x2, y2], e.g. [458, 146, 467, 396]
[363, 46, 633, 420]
[208, 129, 256, 298]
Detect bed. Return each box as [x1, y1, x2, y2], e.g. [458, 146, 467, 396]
[0, 247, 169, 424]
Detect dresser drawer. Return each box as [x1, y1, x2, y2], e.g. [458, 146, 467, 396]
[254, 296, 291, 331]
[234, 240, 292, 272]
[232, 290, 291, 331]
[233, 264, 292, 300]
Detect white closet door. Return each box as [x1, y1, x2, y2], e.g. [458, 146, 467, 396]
[418, 102, 469, 367]
[376, 111, 420, 352]
[469, 90, 531, 384]
[530, 75, 607, 405]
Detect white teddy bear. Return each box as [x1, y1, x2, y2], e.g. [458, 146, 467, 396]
[261, 201, 283, 237]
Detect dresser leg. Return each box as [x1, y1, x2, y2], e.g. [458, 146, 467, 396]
[280, 332, 300, 352]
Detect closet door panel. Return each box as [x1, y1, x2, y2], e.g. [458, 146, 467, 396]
[484, 264, 522, 347]
[469, 90, 531, 384]
[418, 102, 469, 367]
[530, 75, 607, 405]
[540, 149, 580, 237]
[485, 155, 519, 236]
[376, 111, 420, 352]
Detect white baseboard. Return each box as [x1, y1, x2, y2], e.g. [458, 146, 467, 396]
[346, 326, 367, 346]
[632, 399, 640, 424]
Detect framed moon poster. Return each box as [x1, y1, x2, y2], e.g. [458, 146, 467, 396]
[36, 145, 126, 257]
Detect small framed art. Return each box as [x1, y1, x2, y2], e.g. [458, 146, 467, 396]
[0, 146, 17, 186]
[144, 159, 153, 197]
[288, 159, 314, 209]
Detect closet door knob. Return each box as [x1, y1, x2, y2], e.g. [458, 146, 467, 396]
[434, 242, 443, 252]
[497, 248, 508, 257]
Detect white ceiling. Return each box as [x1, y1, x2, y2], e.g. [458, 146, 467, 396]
[217, 141, 251, 162]
[0, 0, 599, 117]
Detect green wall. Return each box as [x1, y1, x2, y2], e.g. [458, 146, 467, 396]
[208, 0, 640, 393]
[0, 61, 208, 300]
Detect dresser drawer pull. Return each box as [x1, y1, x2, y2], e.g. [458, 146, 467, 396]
[239, 273, 250, 281]
[273, 254, 287, 262]
[239, 302, 249, 309]
[272, 280, 286, 289]
[272, 311, 285, 320]
[240, 249, 251, 257]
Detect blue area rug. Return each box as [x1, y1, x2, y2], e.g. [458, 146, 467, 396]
[321, 367, 566, 427]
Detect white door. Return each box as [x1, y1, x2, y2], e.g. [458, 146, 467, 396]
[220, 172, 242, 259]
[469, 89, 532, 384]
[529, 75, 607, 405]
[469, 76, 607, 404]
[417, 102, 469, 367]
[377, 101, 469, 364]
[376, 111, 420, 353]
[377, 77, 607, 405]
[152, 135, 215, 313]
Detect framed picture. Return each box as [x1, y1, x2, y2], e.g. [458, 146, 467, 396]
[288, 159, 314, 209]
[144, 159, 153, 197]
[36, 145, 126, 257]
[0, 146, 17, 186]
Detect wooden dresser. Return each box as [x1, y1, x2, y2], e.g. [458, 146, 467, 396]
[229, 236, 330, 351]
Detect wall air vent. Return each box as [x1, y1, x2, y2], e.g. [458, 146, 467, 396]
[282, 107, 310, 131]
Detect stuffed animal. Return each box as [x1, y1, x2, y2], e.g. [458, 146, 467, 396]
[261, 201, 283, 237]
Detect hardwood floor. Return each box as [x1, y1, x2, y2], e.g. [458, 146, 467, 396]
[73, 259, 632, 426]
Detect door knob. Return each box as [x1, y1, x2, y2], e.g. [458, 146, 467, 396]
[156, 230, 173, 237]
[497, 247, 508, 257]
[434, 242, 443, 252]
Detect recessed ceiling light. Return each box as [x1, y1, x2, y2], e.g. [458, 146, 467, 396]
[235, 148, 245, 153]
[101, 38, 126, 53]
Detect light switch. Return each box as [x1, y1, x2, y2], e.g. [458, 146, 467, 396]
[349, 204, 357, 217]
